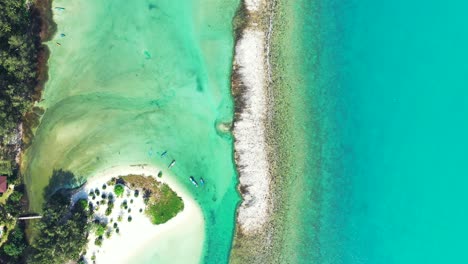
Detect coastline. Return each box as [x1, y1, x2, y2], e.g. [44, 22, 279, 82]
[22, 0, 56, 148]
[79, 165, 205, 264]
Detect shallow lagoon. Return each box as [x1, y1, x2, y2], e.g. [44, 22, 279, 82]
[23, 0, 240, 263]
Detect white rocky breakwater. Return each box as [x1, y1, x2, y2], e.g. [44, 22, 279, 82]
[232, 0, 272, 234]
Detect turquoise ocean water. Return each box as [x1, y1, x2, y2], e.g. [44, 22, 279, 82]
[293, 0, 468, 262]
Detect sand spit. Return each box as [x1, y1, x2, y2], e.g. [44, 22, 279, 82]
[232, 0, 272, 234]
[76, 165, 204, 264]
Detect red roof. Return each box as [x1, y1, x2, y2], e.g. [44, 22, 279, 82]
[0, 176, 7, 193]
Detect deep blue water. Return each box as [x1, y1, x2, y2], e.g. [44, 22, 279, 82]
[305, 0, 468, 262]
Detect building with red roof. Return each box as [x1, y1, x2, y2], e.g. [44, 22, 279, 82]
[0, 176, 7, 193]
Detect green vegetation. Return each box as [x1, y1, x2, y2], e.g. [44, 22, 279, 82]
[28, 192, 91, 263]
[147, 184, 184, 224]
[118, 175, 184, 225]
[95, 223, 106, 237]
[0, 185, 25, 251]
[105, 201, 114, 216]
[114, 184, 124, 197]
[1, 224, 27, 261]
[0, 0, 41, 145]
[94, 236, 103, 247]
[0, 161, 11, 176]
[78, 198, 88, 210]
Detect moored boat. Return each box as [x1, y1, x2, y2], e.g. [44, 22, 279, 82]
[168, 160, 175, 168]
[189, 176, 198, 187]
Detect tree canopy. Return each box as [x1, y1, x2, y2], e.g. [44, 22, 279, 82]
[0, 0, 40, 144]
[28, 192, 91, 263]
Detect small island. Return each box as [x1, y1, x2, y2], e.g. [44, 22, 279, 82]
[19, 170, 188, 264]
[76, 174, 184, 263]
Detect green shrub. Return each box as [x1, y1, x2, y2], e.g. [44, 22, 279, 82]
[105, 202, 114, 216]
[94, 236, 103, 247]
[96, 225, 106, 237]
[2, 225, 27, 257]
[114, 185, 124, 197]
[9, 191, 23, 202]
[77, 199, 88, 210]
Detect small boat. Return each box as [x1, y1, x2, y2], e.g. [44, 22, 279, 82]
[161, 151, 167, 158]
[168, 160, 176, 168]
[54, 7, 66, 11]
[199, 178, 205, 186]
[60, 33, 66, 37]
[56, 42, 61, 46]
[189, 176, 198, 187]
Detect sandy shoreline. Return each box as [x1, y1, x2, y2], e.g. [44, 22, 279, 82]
[77, 165, 205, 264]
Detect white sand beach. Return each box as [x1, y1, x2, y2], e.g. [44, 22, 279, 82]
[74, 165, 205, 264]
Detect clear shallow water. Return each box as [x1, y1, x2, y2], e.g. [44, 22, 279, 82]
[277, 0, 468, 262]
[23, 0, 239, 263]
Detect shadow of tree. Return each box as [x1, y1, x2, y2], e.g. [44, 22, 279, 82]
[44, 169, 86, 198]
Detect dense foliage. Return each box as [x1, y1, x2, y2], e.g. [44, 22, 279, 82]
[0, 186, 26, 259]
[118, 175, 184, 225]
[147, 184, 184, 224]
[1, 225, 27, 259]
[0, 1, 41, 254]
[28, 192, 91, 263]
[0, 0, 40, 141]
